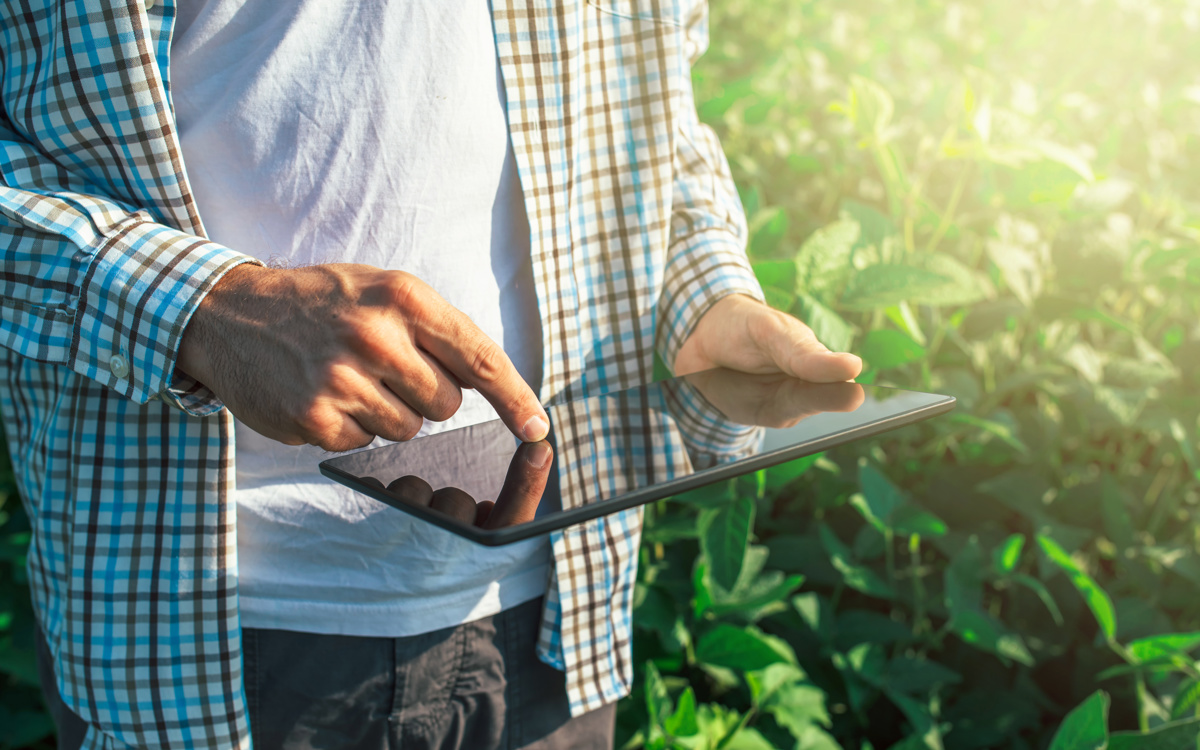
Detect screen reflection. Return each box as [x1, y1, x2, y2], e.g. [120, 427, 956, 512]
[329, 369, 876, 533]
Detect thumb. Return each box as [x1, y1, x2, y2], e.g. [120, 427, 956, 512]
[760, 311, 862, 383]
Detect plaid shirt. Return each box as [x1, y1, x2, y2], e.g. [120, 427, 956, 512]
[0, 1, 761, 747]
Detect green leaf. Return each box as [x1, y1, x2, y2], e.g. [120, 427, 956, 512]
[723, 728, 775, 750]
[695, 624, 796, 671]
[842, 199, 897, 250]
[860, 328, 927, 370]
[795, 294, 855, 353]
[984, 217, 1045, 306]
[794, 219, 859, 296]
[993, 534, 1026, 574]
[663, 687, 700, 738]
[765, 682, 831, 739]
[645, 661, 673, 726]
[674, 480, 737, 508]
[1048, 690, 1109, 750]
[762, 285, 796, 312]
[950, 413, 1030, 455]
[642, 514, 702, 544]
[695, 703, 743, 744]
[1063, 342, 1105, 384]
[1037, 535, 1118, 642]
[847, 75, 895, 139]
[792, 593, 835, 642]
[882, 688, 943, 747]
[753, 260, 797, 300]
[746, 662, 807, 704]
[1170, 419, 1200, 479]
[1027, 139, 1095, 182]
[1127, 633, 1200, 664]
[856, 463, 906, 527]
[839, 264, 955, 311]
[749, 207, 789, 258]
[1011, 574, 1065, 626]
[890, 507, 948, 538]
[833, 610, 914, 650]
[1072, 177, 1135, 213]
[791, 725, 842, 750]
[1108, 717, 1200, 750]
[699, 498, 755, 591]
[949, 609, 1036, 666]
[1171, 679, 1200, 721]
[883, 655, 962, 694]
[905, 253, 993, 306]
[884, 302, 926, 346]
[944, 537, 987, 613]
[818, 524, 895, 599]
[765, 452, 823, 489]
[1092, 385, 1148, 427]
[707, 571, 805, 620]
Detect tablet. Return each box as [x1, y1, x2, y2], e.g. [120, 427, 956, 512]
[319, 368, 955, 546]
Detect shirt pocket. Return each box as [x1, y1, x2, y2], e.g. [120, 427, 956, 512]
[586, 0, 686, 27]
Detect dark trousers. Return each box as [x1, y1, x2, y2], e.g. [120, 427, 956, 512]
[36, 598, 615, 749]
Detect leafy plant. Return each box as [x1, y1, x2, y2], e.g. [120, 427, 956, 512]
[619, 0, 1200, 748]
[0, 433, 54, 750]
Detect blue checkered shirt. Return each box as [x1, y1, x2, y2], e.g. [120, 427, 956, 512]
[0, 1, 762, 747]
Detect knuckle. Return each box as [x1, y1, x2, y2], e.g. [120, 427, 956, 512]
[294, 401, 339, 440]
[465, 342, 507, 383]
[324, 433, 372, 453]
[426, 387, 462, 422]
[396, 415, 422, 442]
[385, 272, 424, 313]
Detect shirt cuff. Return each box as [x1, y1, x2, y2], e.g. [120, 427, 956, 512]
[72, 213, 260, 415]
[655, 227, 765, 373]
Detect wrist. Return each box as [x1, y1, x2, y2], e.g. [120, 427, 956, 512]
[675, 293, 761, 375]
[178, 263, 268, 385]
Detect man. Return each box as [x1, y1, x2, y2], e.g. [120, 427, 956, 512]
[0, 0, 861, 748]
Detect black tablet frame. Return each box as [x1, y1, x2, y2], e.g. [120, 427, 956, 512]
[319, 381, 955, 546]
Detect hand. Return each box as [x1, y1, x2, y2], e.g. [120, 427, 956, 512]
[178, 263, 549, 452]
[674, 294, 862, 382]
[684, 369, 865, 428]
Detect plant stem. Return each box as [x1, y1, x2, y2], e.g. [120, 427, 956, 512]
[910, 533, 926, 636]
[926, 163, 971, 255]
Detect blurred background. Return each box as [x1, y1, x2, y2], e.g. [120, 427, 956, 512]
[3, 0, 1199, 747]
[617, 0, 1200, 747]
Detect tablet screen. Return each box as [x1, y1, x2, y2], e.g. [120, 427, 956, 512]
[319, 369, 955, 545]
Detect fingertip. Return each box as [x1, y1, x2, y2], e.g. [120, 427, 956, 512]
[521, 414, 550, 442]
[836, 352, 864, 377]
[792, 351, 864, 383]
[525, 440, 553, 469]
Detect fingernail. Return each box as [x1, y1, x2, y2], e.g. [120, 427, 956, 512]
[522, 415, 549, 442]
[527, 441, 552, 469]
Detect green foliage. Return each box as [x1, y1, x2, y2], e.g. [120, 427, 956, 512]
[0, 434, 54, 750]
[620, 0, 1200, 747]
[1047, 691, 1108, 750]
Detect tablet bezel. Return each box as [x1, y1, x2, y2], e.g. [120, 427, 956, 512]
[319, 375, 955, 546]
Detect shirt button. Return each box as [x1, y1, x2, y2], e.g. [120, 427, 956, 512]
[109, 355, 130, 379]
[144, 0, 156, 8]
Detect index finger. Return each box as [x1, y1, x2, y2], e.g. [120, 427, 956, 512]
[485, 441, 553, 529]
[417, 305, 549, 442]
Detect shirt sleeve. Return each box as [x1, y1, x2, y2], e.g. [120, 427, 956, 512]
[0, 119, 259, 416]
[655, 4, 766, 372]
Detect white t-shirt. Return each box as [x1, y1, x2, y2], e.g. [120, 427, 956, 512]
[170, 0, 550, 636]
